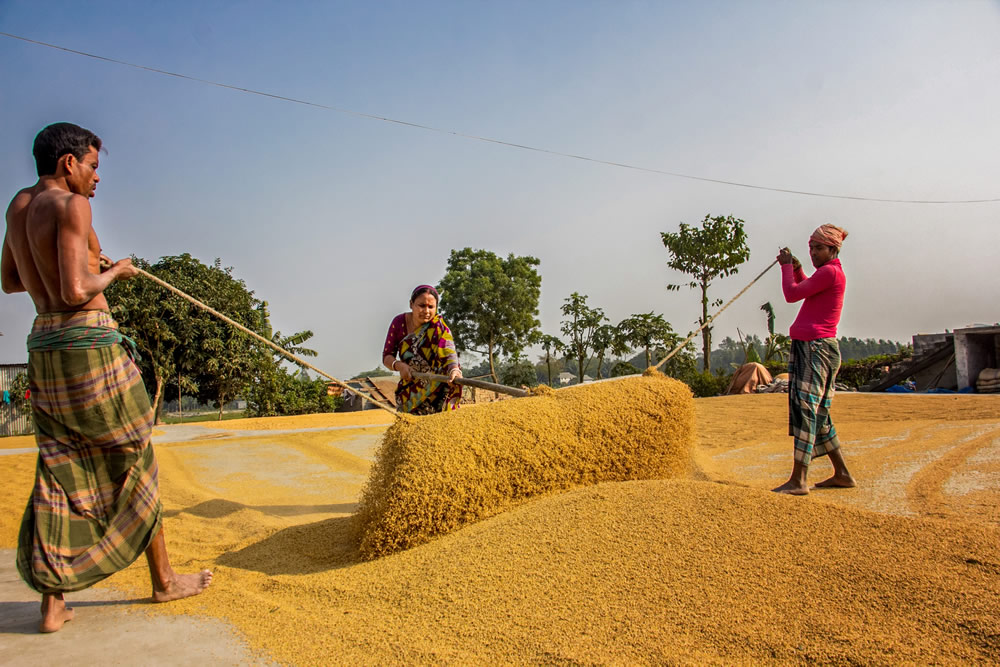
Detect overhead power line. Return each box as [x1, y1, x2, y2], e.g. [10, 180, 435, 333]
[3, 31, 998, 205]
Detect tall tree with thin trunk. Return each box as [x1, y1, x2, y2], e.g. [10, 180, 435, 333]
[560, 293, 607, 384]
[591, 323, 629, 380]
[661, 214, 750, 373]
[538, 334, 564, 386]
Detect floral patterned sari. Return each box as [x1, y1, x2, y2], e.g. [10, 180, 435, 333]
[395, 315, 462, 414]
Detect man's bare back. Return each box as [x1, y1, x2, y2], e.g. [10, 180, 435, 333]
[2, 145, 137, 310]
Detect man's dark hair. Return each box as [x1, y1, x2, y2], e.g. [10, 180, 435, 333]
[32, 122, 103, 177]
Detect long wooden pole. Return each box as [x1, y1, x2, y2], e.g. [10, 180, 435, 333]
[130, 266, 400, 416]
[654, 259, 779, 371]
[411, 372, 529, 398]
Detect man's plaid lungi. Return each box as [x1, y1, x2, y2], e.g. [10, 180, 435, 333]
[16, 311, 162, 593]
[788, 338, 842, 466]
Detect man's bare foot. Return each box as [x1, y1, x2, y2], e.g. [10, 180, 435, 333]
[771, 480, 809, 495]
[813, 474, 856, 489]
[39, 593, 74, 633]
[152, 570, 213, 603]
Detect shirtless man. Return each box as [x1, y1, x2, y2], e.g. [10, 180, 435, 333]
[3, 122, 211, 633]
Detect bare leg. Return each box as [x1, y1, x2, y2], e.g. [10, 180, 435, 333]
[145, 528, 213, 603]
[772, 460, 810, 495]
[813, 448, 856, 488]
[39, 592, 74, 633]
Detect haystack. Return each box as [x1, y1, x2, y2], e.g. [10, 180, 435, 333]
[354, 372, 695, 559]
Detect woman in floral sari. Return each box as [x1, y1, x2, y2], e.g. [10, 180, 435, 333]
[382, 285, 463, 414]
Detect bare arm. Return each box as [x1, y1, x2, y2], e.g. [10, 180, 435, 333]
[57, 195, 136, 305]
[1, 234, 25, 294]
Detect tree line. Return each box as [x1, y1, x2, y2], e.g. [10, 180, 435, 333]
[93, 213, 906, 420]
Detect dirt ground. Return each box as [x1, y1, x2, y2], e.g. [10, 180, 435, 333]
[1, 394, 998, 665]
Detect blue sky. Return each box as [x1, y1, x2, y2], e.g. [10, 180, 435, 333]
[2, 1, 999, 377]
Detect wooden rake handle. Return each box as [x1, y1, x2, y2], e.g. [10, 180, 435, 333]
[411, 372, 530, 398]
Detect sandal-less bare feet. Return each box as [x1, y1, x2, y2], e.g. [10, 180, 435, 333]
[771, 480, 809, 496]
[812, 474, 856, 489]
[39, 593, 74, 633]
[152, 570, 213, 603]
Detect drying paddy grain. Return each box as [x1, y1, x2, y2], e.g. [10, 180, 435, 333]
[2, 390, 998, 664]
[356, 373, 694, 558]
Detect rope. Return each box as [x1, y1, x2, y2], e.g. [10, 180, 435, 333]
[129, 266, 399, 416]
[3, 30, 999, 206]
[653, 259, 779, 372]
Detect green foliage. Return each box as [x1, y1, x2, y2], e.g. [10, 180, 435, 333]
[538, 334, 564, 386]
[438, 248, 542, 381]
[838, 337, 905, 362]
[591, 323, 629, 380]
[499, 354, 538, 388]
[244, 368, 342, 417]
[762, 360, 788, 377]
[610, 360, 640, 377]
[560, 293, 607, 384]
[650, 341, 698, 380]
[760, 302, 791, 362]
[352, 366, 393, 378]
[107, 253, 270, 421]
[619, 312, 676, 369]
[704, 335, 905, 375]
[257, 300, 318, 368]
[683, 370, 732, 398]
[662, 214, 751, 372]
[836, 347, 913, 389]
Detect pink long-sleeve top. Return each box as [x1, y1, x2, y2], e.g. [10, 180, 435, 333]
[781, 258, 845, 341]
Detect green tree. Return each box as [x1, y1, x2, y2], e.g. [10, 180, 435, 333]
[190, 259, 267, 419]
[352, 366, 393, 378]
[438, 248, 542, 382]
[108, 254, 270, 422]
[560, 293, 607, 384]
[662, 214, 751, 374]
[244, 367, 341, 417]
[650, 336, 698, 379]
[106, 255, 186, 422]
[610, 360, 639, 377]
[538, 334, 564, 386]
[591, 323, 629, 380]
[619, 312, 677, 369]
[499, 353, 538, 388]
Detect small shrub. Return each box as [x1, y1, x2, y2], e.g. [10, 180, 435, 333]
[684, 370, 732, 398]
[836, 347, 913, 389]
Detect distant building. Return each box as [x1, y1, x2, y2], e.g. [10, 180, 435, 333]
[335, 377, 399, 411]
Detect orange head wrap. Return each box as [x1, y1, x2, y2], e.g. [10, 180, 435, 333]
[810, 224, 848, 249]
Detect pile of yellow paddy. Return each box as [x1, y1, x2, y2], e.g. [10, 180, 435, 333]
[354, 372, 695, 558]
[2, 392, 998, 665]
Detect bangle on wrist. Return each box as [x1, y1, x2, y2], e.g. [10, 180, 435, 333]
[391, 360, 400, 371]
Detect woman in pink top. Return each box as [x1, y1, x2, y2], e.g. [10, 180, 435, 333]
[772, 225, 856, 495]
